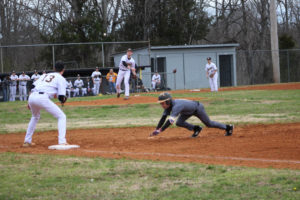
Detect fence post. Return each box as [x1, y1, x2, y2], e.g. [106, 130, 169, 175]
[102, 43, 105, 68]
[52, 45, 55, 69]
[0, 46, 3, 73]
[287, 50, 290, 82]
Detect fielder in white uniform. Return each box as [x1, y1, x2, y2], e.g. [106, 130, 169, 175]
[23, 62, 68, 147]
[91, 67, 102, 95]
[73, 75, 87, 97]
[9, 71, 18, 101]
[18, 72, 30, 101]
[152, 72, 161, 90]
[31, 70, 41, 82]
[116, 48, 136, 100]
[66, 80, 73, 98]
[205, 57, 218, 92]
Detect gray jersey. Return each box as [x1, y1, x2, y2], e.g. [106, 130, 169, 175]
[163, 99, 199, 118]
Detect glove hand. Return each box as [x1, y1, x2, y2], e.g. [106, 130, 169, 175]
[149, 129, 161, 137]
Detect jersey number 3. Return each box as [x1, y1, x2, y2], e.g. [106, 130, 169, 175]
[42, 75, 55, 83]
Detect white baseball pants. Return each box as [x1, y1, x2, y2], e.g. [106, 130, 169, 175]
[94, 83, 100, 95]
[116, 70, 130, 96]
[209, 73, 218, 92]
[19, 85, 27, 101]
[74, 88, 87, 97]
[9, 86, 16, 101]
[24, 92, 67, 144]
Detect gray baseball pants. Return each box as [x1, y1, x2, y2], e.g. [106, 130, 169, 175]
[176, 102, 226, 131]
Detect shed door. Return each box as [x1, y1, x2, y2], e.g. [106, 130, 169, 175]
[219, 55, 233, 87]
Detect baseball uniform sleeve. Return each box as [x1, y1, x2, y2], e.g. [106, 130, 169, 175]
[57, 77, 67, 96]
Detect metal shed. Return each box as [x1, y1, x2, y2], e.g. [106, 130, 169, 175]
[113, 44, 239, 90]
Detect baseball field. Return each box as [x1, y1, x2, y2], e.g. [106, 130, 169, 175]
[0, 83, 300, 199]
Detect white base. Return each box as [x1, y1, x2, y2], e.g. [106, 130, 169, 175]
[48, 144, 80, 150]
[190, 89, 201, 92]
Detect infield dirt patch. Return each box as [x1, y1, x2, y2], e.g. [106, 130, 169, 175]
[1, 123, 300, 170]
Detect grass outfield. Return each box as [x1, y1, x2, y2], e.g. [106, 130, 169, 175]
[0, 153, 299, 200]
[0, 88, 300, 199]
[0, 90, 299, 133]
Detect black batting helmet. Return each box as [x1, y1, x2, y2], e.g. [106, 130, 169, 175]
[158, 92, 172, 103]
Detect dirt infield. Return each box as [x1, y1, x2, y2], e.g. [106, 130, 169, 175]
[1, 123, 300, 169]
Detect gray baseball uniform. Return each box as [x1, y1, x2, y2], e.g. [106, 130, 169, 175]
[162, 99, 226, 131]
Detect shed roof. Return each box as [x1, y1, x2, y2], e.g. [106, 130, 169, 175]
[150, 43, 239, 50]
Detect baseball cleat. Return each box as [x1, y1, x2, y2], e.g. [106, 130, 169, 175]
[124, 96, 129, 100]
[191, 126, 202, 138]
[22, 142, 36, 147]
[225, 124, 234, 136]
[117, 93, 120, 98]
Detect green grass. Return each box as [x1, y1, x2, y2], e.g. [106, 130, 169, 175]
[0, 153, 299, 200]
[0, 89, 299, 133]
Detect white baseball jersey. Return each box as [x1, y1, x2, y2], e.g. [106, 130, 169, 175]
[91, 71, 101, 78]
[74, 79, 84, 88]
[10, 75, 18, 86]
[31, 74, 41, 82]
[152, 74, 161, 82]
[119, 55, 136, 71]
[94, 77, 101, 84]
[32, 72, 66, 98]
[205, 62, 217, 76]
[18, 75, 30, 86]
[67, 81, 73, 89]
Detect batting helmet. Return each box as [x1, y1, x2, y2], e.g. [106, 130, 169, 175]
[158, 92, 172, 104]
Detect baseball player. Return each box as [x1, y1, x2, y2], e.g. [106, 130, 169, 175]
[18, 72, 30, 101]
[149, 93, 233, 138]
[151, 72, 161, 90]
[93, 75, 101, 95]
[23, 62, 68, 147]
[205, 57, 218, 92]
[31, 70, 40, 82]
[116, 48, 136, 100]
[91, 67, 101, 79]
[73, 75, 87, 97]
[66, 80, 73, 98]
[9, 71, 18, 101]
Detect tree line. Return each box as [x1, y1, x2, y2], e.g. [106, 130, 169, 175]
[0, 0, 299, 84]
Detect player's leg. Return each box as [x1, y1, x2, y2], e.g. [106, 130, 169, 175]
[124, 71, 131, 97]
[24, 86, 27, 101]
[43, 98, 67, 144]
[213, 73, 218, 92]
[152, 82, 156, 90]
[19, 86, 23, 101]
[209, 78, 214, 92]
[24, 94, 41, 144]
[176, 114, 194, 130]
[116, 71, 125, 94]
[12, 86, 16, 101]
[196, 103, 226, 129]
[82, 88, 87, 96]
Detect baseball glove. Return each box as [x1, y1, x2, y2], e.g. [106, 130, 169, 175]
[209, 73, 214, 78]
[58, 95, 68, 104]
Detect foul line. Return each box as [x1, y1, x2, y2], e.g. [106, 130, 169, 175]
[83, 149, 300, 165]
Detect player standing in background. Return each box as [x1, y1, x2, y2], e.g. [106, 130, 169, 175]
[149, 93, 233, 138]
[151, 72, 161, 91]
[91, 67, 101, 79]
[31, 70, 40, 82]
[18, 72, 30, 101]
[73, 75, 87, 97]
[9, 71, 18, 101]
[106, 69, 117, 94]
[23, 62, 68, 147]
[205, 57, 218, 92]
[116, 48, 136, 100]
[93, 75, 101, 95]
[66, 80, 73, 98]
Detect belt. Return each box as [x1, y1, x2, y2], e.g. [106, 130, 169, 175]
[120, 69, 129, 71]
[39, 92, 45, 94]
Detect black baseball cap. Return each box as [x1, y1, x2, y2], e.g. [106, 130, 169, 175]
[55, 61, 64, 72]
[127, 48, 132, 52]
[158, 92, 172, 103]
[207, 57, 211, 60]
